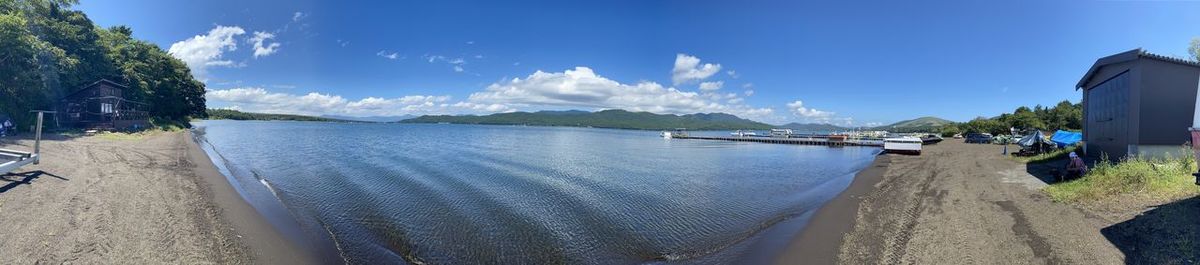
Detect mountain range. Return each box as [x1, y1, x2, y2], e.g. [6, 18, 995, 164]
[321, 115, 416, 123]
[402, 109, 774, 130]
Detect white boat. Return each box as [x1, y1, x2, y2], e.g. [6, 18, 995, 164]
[663, 128, 688, 139]
[731, 130, 758, 137]
[769, 128, 793, 138]
[883, 137, 923, 155]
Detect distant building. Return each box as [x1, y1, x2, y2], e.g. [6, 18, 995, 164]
[58, 79, 150, 130]
[1076, 48, 1200, 158]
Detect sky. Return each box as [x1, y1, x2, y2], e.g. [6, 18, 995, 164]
[76, 0, 1200, 126]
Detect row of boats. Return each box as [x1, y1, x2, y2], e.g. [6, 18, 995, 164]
[664, 128, 942, 155]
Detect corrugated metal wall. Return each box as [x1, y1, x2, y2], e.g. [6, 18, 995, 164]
[1085, 71, 1130, 158]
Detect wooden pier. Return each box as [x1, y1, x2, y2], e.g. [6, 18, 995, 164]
[676, 135, 883, 147]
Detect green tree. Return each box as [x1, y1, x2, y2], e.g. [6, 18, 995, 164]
[1190, 37, 1200, 62]
[0, 0, 206, 128]
[938, 123, 962, 137]
[1007, 110, 1045, 130]
[962, 117, 1007, 135]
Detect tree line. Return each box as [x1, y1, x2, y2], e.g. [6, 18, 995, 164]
[0, 0, 206, 129]
[939, 100, 1083, 136]
[205, 109, 351, 123]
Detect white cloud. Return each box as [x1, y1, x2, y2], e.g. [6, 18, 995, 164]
[699, 81, 723, 92]
[248, 31, 281, 58]
[726, 70, 739, 79]
[671, 54, 721, 85]
[336, 39, 350, 47]
[376, 50, 402, 60]
[293, 12, 306, 22]
[425, 55, 468, 73]
[425, 55, 445, 63]
[466, 67, 772, 119]
[786, 100, 835, 119]
[744, 90, 755, 96]
[466, 41, 475, 45]
[168, 25, 246, 81]
[205, 88, 464, 116]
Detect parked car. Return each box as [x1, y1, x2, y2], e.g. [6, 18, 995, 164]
[964, 133, 993, 144]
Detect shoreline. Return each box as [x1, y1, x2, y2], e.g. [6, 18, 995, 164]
[775, 154, 892, 263]
[183, 130, 318, 264]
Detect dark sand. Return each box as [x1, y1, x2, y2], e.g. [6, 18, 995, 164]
[776, 155, 891, 264]
[0, 131, 313, 264]
[779, 141, 1126, 264]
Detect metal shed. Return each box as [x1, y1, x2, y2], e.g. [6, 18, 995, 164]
[1076, 48, 1200, 159]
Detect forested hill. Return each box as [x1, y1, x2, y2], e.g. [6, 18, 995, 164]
[870, 116, 955, 133]
[402, 109, 774, 130]
[205, 109, 356, 123]
[777, 122, 848, 132]
[0, 0, 206, 128]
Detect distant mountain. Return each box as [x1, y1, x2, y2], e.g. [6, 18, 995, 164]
[777, 122, 848, 132]
[321, 115, 415, 123]
[206, 109, 357, 122]
[401, 109, 773, 130]
[871, 116, 955, 132]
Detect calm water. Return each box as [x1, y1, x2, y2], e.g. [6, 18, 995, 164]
[193, 120, 879, 264]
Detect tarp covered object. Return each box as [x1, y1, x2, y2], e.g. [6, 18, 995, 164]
[1050, 130, 1082, 148]
[0, 114, 11, 137]
[1017, 130, 1054, 148]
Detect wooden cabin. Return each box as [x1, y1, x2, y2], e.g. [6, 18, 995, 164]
[57, 79, 150, 130]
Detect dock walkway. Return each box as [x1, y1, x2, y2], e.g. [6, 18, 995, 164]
[676, 135, 883, 147]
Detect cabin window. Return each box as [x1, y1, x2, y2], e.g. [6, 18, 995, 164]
[101, 103, 114, 114]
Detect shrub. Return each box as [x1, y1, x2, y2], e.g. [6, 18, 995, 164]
[1045, 147, 1200, 202]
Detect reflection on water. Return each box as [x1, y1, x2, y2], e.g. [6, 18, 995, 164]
[195, 121, 878, 264]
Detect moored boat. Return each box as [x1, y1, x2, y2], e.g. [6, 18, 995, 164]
[920, 134, 944, 145]
[884, 137, 923, 155]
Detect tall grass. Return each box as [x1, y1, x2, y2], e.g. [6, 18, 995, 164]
[1045, 147, 1200, 202]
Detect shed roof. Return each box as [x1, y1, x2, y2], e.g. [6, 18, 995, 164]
[1076, 48, 1200, 90]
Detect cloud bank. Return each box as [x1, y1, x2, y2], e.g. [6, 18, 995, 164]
[168, 26, 246, 81]
[671, 54, 721, 85]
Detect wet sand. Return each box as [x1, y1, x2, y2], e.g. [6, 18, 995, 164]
[780, 140, 1125, 264]
[0, 131, 312, 264]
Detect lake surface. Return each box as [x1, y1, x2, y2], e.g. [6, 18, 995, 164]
[193, 120, 879, 264]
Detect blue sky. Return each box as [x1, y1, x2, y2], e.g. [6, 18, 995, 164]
[77, 0, 1200, 125]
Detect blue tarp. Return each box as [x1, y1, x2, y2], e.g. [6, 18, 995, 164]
[1050, 130, 1082, 148]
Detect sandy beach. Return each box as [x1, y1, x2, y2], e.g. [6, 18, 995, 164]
[780, 140, 1131, 264]
[0, 131, 312, 264]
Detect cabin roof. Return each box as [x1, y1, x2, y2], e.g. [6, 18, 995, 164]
[62, 78, 129, 99]
[1076, 48, 1200, 90]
